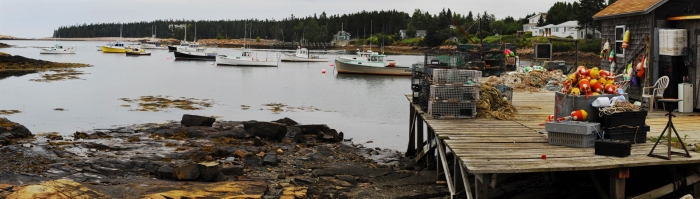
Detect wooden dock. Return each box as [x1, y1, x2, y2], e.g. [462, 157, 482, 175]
[406, 92, 700, 199]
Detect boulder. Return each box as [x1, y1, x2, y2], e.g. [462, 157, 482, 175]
[244, 156, 262, 167]
[0, 118, 33, 145]
[273, 117, 298, 126]
[181, 114, 216, 127]
[243, 121, 287, 141]
[317, 129, 343, 142]
[156, 166, 175, 179]
[45, 133, 63, 140]
[197, 162, 224, 182]
[283, 126, 304, 143]
[221, 164, 244, 176]
[253, 136, 265, 146]
[173, 164, 200, 181]
[263, 153, 279, 166]
[294, 124, 329, 135]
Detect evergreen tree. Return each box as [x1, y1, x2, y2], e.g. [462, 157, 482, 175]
[578, 0, 606, 40]
[537, 15, 545, 27]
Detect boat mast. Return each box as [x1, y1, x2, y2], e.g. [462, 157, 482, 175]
[369, 20, 372, 52]
[184, 25, 187, 42]
[194, 23, 197, 42]
[119, 23, 123, 42]
[244, 21, 247, 48]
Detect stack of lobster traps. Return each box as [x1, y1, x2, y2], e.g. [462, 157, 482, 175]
[411, 52, 482, 119]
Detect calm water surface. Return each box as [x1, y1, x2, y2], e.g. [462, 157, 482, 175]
[0, 40, 423, 150]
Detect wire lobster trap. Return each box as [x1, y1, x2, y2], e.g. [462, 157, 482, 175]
[424, 52, 470, 68]
[429, 85, 480, 103]
[431, 69, 482, 85]
[428, 101, 477, 119]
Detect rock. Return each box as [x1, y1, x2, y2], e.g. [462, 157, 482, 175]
[253, 136, 265, 146]
[0, 184, 14, 191]
[221, 164, 244, 176]
[278, 173, 287, 179]
[179, 126, 219, 138]
[294, 124, 329, 135]
[273, 117, 298, 126]
[83, 142, 131, 151]
[154, 129, 175, 137]
[234, 150, 246, 158]
[293, 176, 318, 184]
[263, 153, 279, 166]
[6, 179, 104, 199]
[181, 114, 216, 127]
[243, 121, 287, 141]
[283, 126, 304, 143]
[336, 175, 357, 185]
[244, 156, 262, 167]
[197, 162, 224, 182]
[156, 166, 175, 179]
[318, 129, 342, 142]
[45, 133, 63, 140]
[276, 149, 284, 155]
[205, 155, 213, 161]
[91, 164, 122, 176]
[73, 131, 88, 139]
[173, 164, 201, 181]
[142, 181, 268, 199]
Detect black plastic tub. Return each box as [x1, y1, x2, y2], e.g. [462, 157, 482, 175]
[604, 125, 650, 144]
[600, 110, 648, 129]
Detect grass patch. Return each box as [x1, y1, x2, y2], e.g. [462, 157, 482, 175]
[0, 110, 21, 115]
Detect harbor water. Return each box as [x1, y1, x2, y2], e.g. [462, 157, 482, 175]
[0, 40, 425, 150]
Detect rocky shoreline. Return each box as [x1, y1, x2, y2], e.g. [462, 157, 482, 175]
[0, 52, 90, 80]
[0, 115, 449, 199]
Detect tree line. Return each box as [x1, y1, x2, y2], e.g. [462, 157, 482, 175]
[54, 1, 613, 46]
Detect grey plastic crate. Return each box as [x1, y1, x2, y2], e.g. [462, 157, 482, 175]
[548, 132, 596, 148]
[545, 121, 601, 135]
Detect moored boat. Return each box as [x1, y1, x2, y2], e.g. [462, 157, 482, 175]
[334, 54, 409, 76]
[174, 51, 216, 60]
[101, 42, 127, 53]
[336, 49, 379, 63]
[101, 24, 127, 53]
[125, 47, 151, 56]
[216, 48, 278, 66]
[281, 47, 327, 62]
[40, 44, 75, 54]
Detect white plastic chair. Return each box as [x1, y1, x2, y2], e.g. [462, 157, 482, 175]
[642, 76, 669, 112]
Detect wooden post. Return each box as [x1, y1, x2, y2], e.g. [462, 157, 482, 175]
[428, 127, 437, 170]
[475, 173, 491, 199]
[609, 168, 628, 199]
[406, 104, 416, 157]
[417, 116, 424, 153]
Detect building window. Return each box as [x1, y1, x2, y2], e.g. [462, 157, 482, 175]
[615, 25, 625, 56]
[564, 27, 566, 32]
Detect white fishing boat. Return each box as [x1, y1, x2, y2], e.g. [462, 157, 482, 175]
[125, 47, 151, 56]
[280, 47, 327, 62]
[215, 21, 277, 67]
[168, 25, 189, 51]
[336, 49, 379, 62]
[334, 54, 410, 76]
[40, 44, 75, 54]
[142, 26, 164, 49]
[176, 42, 204, 52]
[216, 48, 277, 66]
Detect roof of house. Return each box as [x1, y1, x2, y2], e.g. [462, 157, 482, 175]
[416, 30, 427, 34]
[593, 0, 667, 20]
[556, 21, 579, 27]
[528, 12, 547, 20]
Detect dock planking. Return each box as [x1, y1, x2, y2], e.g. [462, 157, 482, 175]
[407, 91, 700, 176]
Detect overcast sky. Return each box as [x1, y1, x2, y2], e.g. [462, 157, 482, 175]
[0, 0, 576, 38]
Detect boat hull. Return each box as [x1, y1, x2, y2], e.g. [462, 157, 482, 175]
[334, 60, 411, 76]
[336, 56, 366, 63]
[40, 49, 75, 54]
[142, 44, 165, 49]
[280, 53, 327, 62]
[167, 46, 177, 51]
[126, 52, 151, 56]
[101, 46, 127, 53]
[216, 55, 278, 67]
[174, 51, 215, 60]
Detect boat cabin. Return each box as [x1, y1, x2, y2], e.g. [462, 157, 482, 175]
[369, 54, 385, 62]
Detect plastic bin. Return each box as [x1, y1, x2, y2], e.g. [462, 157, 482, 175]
[600, 110, 648, 129]
[548, 131, 596, 148]
[604, 125, 650, 144]
[595, 139, 631, 157]
[545, 121, 600, 135]
[554, 92, 628, 123]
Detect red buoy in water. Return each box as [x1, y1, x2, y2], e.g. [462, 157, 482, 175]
[322, 69, 326, 74]
[330, 63, 334, 67]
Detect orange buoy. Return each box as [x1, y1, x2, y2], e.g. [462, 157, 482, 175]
[322, 69, 326, 73]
